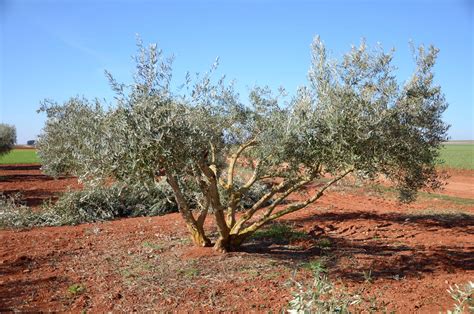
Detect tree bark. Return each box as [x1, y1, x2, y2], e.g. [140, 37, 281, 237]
[188, 223, 212, 247]
[166, 171, 211, 247]
[213, 233, 248, 252]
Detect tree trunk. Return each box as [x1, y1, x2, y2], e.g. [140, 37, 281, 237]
[213, 233, 248, 252]
[187, 224, 211, 247]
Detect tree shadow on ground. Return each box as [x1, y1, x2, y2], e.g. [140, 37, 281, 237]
[239, 210, 474, 282]
[0, 276, 70, 311]
[1, 189, 60, 207]
[0, 251, 73, 311]
[286, 210, 474, 231]
[0, 174, 53, 183]
[0, 164, 41, 171]
[241, 237, 473, 281]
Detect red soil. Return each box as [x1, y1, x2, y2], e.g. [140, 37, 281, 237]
[442, 171, 474, 198]
[0, 166, 473, 312]
[0, 164, 80, 207]
[13, 146, 36, 150]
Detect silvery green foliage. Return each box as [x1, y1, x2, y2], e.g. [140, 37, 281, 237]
[37, 36, 448, 238]
[299, 38, 448, 201]
[0, 193, 32, 228]
[0, 124, 16, 156]
[37, 98, 111, 183]
[446, 281, 474, 314]
[0, 183, 178, 228]
[219, 179, 272, 210]
[45, 182, 178, 224]
[288, 272, 361, 313]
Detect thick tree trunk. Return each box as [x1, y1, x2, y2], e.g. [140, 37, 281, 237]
[213, 233, 248, 252]
[187, 224, 211, 247]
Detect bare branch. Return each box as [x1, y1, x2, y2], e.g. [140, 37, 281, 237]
[224, 159, 263, 229]
[230, 178, 296, 234]
[165, 172, 197, 226]
[193, 171, 210, 227]
[261, 178, 312, 219]
[226, 139, 257, 190]
[239, 159, 263, 192]
[239, 169, 354, 235]
[196, 199, 209, 227]
[197, 159, 230, 236]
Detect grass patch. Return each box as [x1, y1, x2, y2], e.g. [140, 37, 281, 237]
[142, 241, 165, 251]
[251, 223, 308, 243]
[317, 238, 332, 249]
[418, 191, 474, 206]
[439, 144, 474, 170]
[179, 267, 201, 278]
[0, 149, 40, 164]
[303, 258, 328, 274]
[367, 184, 474, 206]
[67, 283, 86, 295]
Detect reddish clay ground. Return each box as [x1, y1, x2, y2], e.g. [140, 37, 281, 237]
[0, 164, 80, 208]
[441, 170, 474, 198]
[1, 165, 473, 312]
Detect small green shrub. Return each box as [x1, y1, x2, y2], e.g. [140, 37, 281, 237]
[0, 193, 38, 228]
[46, 181, 178, 224]
[303, 258, 328, 275]
[362, 269, 373, 284]
[251, 223, 307, 243]
[317, 238, 332, 249]
[68, 284, 86, 295]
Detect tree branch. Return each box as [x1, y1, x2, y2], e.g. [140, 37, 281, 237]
[230, 178, 296, 234]
[239, 159, 263, 192]
[193, 171, 211, 227]
[224, 159, 263, 229]
[165, 172, 197, 226]
[196, 198, 209, 227]
[197, 159, 230, 236]
[261, 178, 313, 219]
[239, 169, 354, 236]
[226, 139, 257, 190]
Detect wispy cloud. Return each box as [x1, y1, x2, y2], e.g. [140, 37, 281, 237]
[31, 18, 106, 64]
[54, 33, 106, 63]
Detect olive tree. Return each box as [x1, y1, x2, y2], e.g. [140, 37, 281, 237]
[38, 37, 448, 252]
[0, 123, 16, 156]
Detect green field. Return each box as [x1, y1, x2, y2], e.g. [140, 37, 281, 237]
[439, 144, 474, 170]
[0, 145, 473, 169]
[0, 149, 40, 164]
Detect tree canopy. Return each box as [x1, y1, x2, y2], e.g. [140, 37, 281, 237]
[0, 124, 16, 156]
[37, 37, 449, 251]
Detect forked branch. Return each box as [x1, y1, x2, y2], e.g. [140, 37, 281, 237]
[225, 159, 263, 228]
[238, 169, 354, 236]
[230, 178, 299, 234]
[226, 139, 257, 190]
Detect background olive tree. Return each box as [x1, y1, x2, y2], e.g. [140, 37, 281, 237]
[0, 123, 16, 156]
[38, 37, 448, 252]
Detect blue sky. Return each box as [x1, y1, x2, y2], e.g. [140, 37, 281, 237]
[1, 0, 473, 143]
